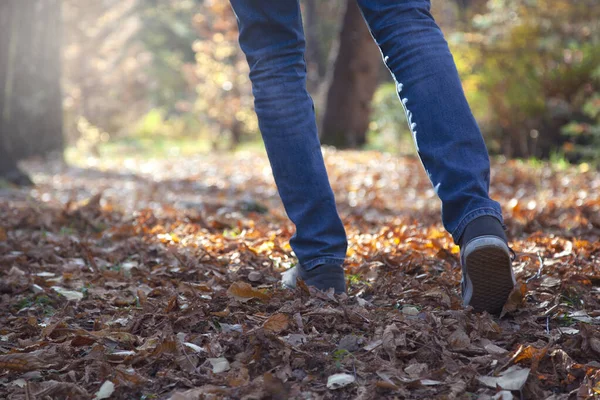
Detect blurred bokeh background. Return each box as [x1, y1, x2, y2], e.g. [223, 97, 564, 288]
[1, 0, 599, 183]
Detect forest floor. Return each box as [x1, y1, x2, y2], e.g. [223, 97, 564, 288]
[0, 149, 599, 399]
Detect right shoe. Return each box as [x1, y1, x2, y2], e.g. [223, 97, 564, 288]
[282, 263, 346, 294]
[460, 235, 516, 314]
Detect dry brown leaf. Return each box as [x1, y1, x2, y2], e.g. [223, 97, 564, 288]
[448, 329, 470, 350]
[149, 338, 178, 357]
[164, 295, 179, 313]
[0, 227, 7, 241]
[114, 366, 147, 386]
[263, 313, 289, 334]
[169, 386, 229, 400]
[0, 351, 51, 372]
[500, 283, 527, 318]
[226, 366, 249, 387]
[29, 380, 89, 399]
[70, 335, 97, 347]
[226, 281, 270, 302]
[296, 278, 310, 295]
[383, 323, 400, 361]
[263, 372, 289, 400]
[137, 289, 147, 306]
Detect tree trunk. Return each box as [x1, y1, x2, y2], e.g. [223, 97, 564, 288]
[319, 0, 381, 149]
[0, 0, 63, 182]
[303, 0, 324, 94]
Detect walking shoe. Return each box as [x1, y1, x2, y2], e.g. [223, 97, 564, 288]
[282, 263, 346, 294]
[459, 216, 516, 314]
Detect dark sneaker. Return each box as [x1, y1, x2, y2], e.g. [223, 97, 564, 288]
[282, 264, 346, 294]
[460, 217, 516, 314]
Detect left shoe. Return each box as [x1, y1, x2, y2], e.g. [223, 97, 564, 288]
[282, 263, 346, 294]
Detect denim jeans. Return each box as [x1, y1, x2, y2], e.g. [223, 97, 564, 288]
[229, 0, 504, 271]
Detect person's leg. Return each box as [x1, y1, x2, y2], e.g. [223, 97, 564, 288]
[357, 0, 514, 312]
[229, 0, 347, 291]
[357, 0, 502, 243]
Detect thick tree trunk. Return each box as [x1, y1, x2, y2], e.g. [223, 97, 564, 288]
[0, 0, 63, 182]
[319, 0, 381, 149]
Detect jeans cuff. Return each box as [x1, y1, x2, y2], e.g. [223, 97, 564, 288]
[301, 257, 346, 271]
[452, 207, 504, 244]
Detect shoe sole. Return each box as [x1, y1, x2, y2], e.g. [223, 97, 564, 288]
[464, 242, 514, 314]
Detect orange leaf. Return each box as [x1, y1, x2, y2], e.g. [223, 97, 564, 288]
[0, 227, 7, 241]
[513, 345, 536, 364]
[500, 283, 527, 318]
[263, 313, 289, 334]
[226, 281, 270, 302]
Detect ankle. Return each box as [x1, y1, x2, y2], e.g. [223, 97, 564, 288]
[459, 215, 506, 248]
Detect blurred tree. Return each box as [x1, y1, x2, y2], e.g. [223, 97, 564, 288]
[453, 0, 600, 158]
[0, 0, 63, 184]
[134, 0, 203, 112]
[62, 0, 148, 146]
[62, 0, 203, 151]
[301, 0, 345, 95]
[303, 0, 323, 94]
[320, 0, 381, 148]
[186, 1, 257, 150]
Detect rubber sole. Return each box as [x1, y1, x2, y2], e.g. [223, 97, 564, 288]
[465, 245, 514, 314]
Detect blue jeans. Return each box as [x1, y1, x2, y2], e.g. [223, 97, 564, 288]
[229, 0, 504, 271]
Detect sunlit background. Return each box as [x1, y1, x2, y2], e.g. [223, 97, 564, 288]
[2, 0, 599, 178]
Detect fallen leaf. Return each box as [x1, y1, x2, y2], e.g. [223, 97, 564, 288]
[207, 357, 230, 373]
[327, 373, 355, 390]
[485, 343, 509, 356]
[420, 379, 443, 386]
[94, 380, 115, 400]
[226, 281, 270, 302]
[263, 372, 289, 400]
[10, 378, 26, 388]
[448, 329, 470, 350]
[0, 350, 51, 372]
[338, 335, 363, 352]
[220, 323, 243, 333]
[183, 342, 205, 353]
[364, 339, 383, 352]
[0, 227, 7, 241]
[493, 391, 514, 400]
[383, 323, 400, 361]
[281, 333, 307, 347]
[52, 286, 84, 301]
[401, 306, 420, 316]
[478, 366, 530, 391]
[405, 363, 428, 378]
[500, 283, 527, 318]
[169, 386, 229, 400]
[263, 313, 289, 334]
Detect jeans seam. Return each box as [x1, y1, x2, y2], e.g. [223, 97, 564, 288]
[452, 207, 504, 244]
[301, 257, 346, 270]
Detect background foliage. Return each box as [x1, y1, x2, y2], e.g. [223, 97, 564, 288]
[61, 0, 600, 163]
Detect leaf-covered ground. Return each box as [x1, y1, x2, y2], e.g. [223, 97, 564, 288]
[1, 150, 599, 399]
